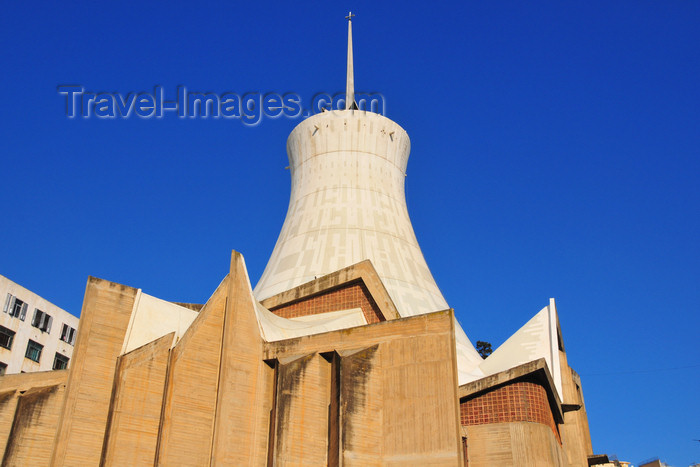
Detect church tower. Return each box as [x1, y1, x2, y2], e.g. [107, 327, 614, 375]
[255, 13, 452, 319]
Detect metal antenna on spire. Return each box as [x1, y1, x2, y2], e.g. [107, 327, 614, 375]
[345, 11, 357, 110]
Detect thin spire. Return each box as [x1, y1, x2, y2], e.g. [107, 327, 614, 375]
[345, 11, 357, 110]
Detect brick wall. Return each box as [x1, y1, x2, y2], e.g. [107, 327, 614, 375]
[269, 280, 385, 324]
[460, 379, 560, 443]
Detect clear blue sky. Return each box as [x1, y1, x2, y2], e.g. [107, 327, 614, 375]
[1, 1, 698, 464]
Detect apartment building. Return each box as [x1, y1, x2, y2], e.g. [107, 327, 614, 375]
[0, 274, 79, 374]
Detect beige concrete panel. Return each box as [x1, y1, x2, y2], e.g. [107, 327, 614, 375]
[466, 421, 565, 467]
[2, 383, 66, 466]
[0, 391, 18, 458]
[558, 351, 594, 466]
[381, 334, 462, 466]
[561, 409, 592, 467]
[101, 333, 173, 466]
[465, 423, 514, 466]
[273, 353, 331, 466]
[51, 277, 138, 466]
[210, 252, 274, 465]
[0, 370, 68, 393]
[264, 311, 462, 466]
[0, 368, 69, 457]
[340, 345, 383, 466]
[0, 369, 70, 460]
[509, 422, 565, 465]
[155, 277, 228, 466]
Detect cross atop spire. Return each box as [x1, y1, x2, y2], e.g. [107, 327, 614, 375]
[345, 11, 357, 110]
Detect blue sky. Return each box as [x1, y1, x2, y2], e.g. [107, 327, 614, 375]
[1, 1, 698, 464]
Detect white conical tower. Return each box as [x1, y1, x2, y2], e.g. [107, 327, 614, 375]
[254, 107, 448, 316]
[254, 14, 448, 317]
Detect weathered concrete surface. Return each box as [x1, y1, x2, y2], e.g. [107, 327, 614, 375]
[0, 251, 594, 467]
[155, 275, 228, 466]
[339, 345, 382, 466]
[2, 382, 66, 466]
[0, 371, 68, 458]
[101, 333, 173, 466]
[265, 310, 464, 466]
[273, 353, 331, 466]
[51, 277, 137, 466]
[559, 350, 594, 466]
[465, 421, 565, 466]
[210, 251, 274, 465]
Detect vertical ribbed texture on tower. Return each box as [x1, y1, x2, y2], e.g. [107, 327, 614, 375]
[254, 110, 449, 318]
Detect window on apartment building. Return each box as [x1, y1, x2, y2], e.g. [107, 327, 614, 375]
[53, 353, 69, 370]
[31, 309, 53, 333]
[60, 324, 76, 345]
[0, 326, 15, 350]
[25, 340, 43, 363]
[0, 362, 6, 375]
[3, 294, 27, 321]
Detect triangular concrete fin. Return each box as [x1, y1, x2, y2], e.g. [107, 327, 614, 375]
[156, 275, 228, 465]
[210, 250, 272, 465]
[478, 299, 563, 399]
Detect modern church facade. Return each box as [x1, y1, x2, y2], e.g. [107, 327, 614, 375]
[0, 15, 596, 466]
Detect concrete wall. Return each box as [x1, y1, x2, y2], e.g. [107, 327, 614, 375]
[0, 371, 68, 466]
[155, 277, 227, 466]
[210, 252, 274, 465]
[339, 345, 382, 466]
[264, 309, 464, 466]
[273, 353, 332, 465]
[101, 333, 173, 466]
[51, 277, 137, 466]
[0, 252, 594, 467]
[559, 350, 594, 466]
[465, 421, 565, 466]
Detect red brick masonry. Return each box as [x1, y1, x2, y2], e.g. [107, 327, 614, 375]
[460, 380, 560, 442]
[269, 280, 385, 324]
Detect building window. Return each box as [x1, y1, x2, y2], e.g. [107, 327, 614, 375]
[3, 294, 27, 321]
[0, 362, 6, 375]
[31, 309, 53, 333]
[53, 353, 69, 370]
[0, 326, 15, 350]
[60, 324, 76, 345]
[25, 340, 43, 363]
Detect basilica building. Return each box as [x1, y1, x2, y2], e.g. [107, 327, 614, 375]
[0, 15, 595, 466]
